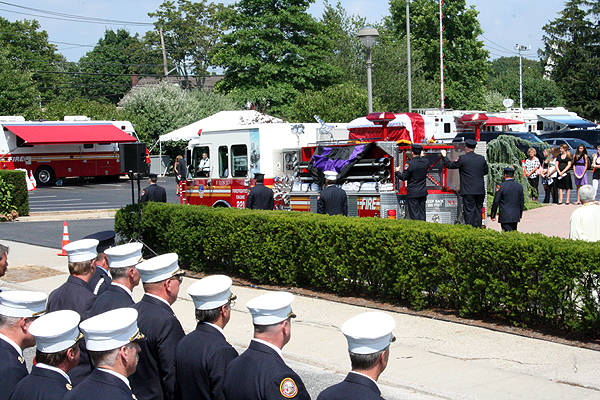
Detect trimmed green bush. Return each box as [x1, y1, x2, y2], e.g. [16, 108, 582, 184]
[0, 170, 29, 217]
[115, 203, 600, 336]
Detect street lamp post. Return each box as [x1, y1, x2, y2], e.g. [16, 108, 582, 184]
[358, 27, 379, 114]
[515, 44, 530, 109]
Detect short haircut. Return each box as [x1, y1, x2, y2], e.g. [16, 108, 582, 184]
[253, 321, 283, 334]
[150, 176, 158, 183]
[349, 346, 388, 370]
[68, 259, 94, 276]
[89, 348, 119, 368]
[256, 175, 265, 183]
[109, 266, 131, 280]
[579, 185, 595, 203]
[505, 169, 515, 178]
[36, 342, 78, 367]
[412, 149, 422, 156]
[195, 307, 222, 324]
[0, 243, 8, 256]
[0, 314, 21, 329]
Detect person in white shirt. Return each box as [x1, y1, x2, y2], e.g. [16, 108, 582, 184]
[570, 184, 600, 241]
[198, 152, 210, 177]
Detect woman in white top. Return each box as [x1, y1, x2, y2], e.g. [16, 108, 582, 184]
[592, 144, 600, 200]
[546, 146, 560, 204]
[524, 148, 541, 201]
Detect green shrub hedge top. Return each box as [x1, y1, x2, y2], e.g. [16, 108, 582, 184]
[115, 203, 600, 336]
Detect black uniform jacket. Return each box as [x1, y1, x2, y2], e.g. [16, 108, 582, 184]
[174, 323, 239, 400]
[395, 156, 431, 198]
[443, 151, 489, 195]
[130, 294, 185, 400]
[88, 266, 111, 296]
[490, 178, 524, 223]
[223, 340, 311, 400]
[317, 372, 382, 400]
[46, 275, 97, 386]
[9, 365, 71, 400]
[0, 338, 27, 400]
[63, 369, 135, 400]
[246, 183, 274, 210]
[89, 284, 135, 317]
[140, 183, 167, 203]
[317, 185, 348, 216]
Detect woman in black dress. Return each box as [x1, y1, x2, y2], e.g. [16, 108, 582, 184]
[555, 144, 573, 204]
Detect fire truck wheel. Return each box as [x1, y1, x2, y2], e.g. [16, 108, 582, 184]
[35, 166, 55, 185]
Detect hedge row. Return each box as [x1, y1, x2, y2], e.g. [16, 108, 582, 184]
[0, 170, 29, 217]
[115, 203, 600, 336]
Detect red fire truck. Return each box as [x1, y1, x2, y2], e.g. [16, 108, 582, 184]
[0, 116, 138, 184]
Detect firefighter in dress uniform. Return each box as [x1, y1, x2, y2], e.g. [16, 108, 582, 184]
[317, 171, 348, 216]
[63, 308, 146, 400]
[317, 312, 396, 400]
[223, 292, 310, 400]
[490, 167, 525, 232]
[0, 290, 47, 400]
[140, 173, 167, 203]
[84, 230, 115, 296]
[246, 173, 274, 210]
[9, 310, 82, 400]
[441, 139, 489, 228]
[395, 144, 431, 221]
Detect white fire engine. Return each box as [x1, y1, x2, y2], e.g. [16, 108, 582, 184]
[0, 116, 138, 184]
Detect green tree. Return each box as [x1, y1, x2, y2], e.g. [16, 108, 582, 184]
[0, 17, 75, 104]
[22, 99, 120, 121]
[487, 57, 563, 109]
[147, 0, 227, 81]
[387, 0, 489, 109]
[0, 49, 40, 115]
[211, 0, 340, 115]
[76, 29, 160, 104]
[541, 0, 600, 120]
[119, 81, 237, 146]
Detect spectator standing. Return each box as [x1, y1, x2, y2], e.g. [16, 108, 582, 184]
[569, 185, 600, 241]
[441, 139, 489, 228]
[540, 149, 553, 204]
[524, 148, 540, 201]
[317, 171, 348, 216]
[555, 144, 573, 205]
[174, 156, 182, 196]
[317, 312, 396, 400]
[592, 144, 600, 200]
[0, 290, 48, 400]
[490, 167, 525, 232]
[546, 147, 560, 204]
[572, 144, 589, 204]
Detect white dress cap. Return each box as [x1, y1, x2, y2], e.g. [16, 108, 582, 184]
[246, 291, 295, 326]
[341, 312, 396, 355]
[136, 253, 181, 283]
[0, 291, 47, 318]
[188, 275, 233, 310]
[105, 242, 144, 269]
[324, 170, 338, 181]
[63, 239, 99, 263]
[29, 310, 82, 353]
[80, 308, 145, 352]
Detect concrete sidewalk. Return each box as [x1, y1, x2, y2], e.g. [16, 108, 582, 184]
[2, 239, 599, 400]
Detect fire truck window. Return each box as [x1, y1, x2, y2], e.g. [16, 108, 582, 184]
[537, 121, 544, 131]
[444, 123, 451, 133]
[194, 146, 210, 177]
[83, 144, 94, 149]
[219, 146, 229, 177]
[231, 144, 248, 177]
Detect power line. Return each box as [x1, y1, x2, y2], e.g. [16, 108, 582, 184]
[0, 1, 154, 26]
[18, 58, 175, 68]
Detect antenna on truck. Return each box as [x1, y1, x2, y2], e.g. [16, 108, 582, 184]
[314, 115, 334, 141]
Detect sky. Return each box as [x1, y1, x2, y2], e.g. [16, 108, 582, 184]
[0, 0, 567, 63]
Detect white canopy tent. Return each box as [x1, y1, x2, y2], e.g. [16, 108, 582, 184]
[156, 110, 283, 175]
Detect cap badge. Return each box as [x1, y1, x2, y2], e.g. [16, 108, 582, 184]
[280, 377, 298, 398]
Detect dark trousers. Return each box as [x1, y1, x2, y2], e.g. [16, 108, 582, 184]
[462, 194, 485, 228]
[407, 196, 427, 221]
[501, 222, 518, 232]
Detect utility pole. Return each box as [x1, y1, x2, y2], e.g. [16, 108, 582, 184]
[515, 44, 530, 109]
[406, 0, 412, 112]
[159, 28, 169, 77]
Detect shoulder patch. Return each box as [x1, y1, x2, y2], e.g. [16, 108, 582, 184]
[141, 189, 146, 196]
[404, 163, 409, 170]
[495, 184, 501, 192]
[280, 377, 298, 398]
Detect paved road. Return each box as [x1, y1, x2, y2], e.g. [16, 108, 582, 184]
[28, 175, 181, 213]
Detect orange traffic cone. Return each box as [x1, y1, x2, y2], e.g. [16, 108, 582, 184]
[29, 170, 37, 190]
[57, 221, 70, 256]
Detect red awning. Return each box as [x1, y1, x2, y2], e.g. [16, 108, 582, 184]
[485, 117, 525, 126]
[4, 123, 137, 145]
